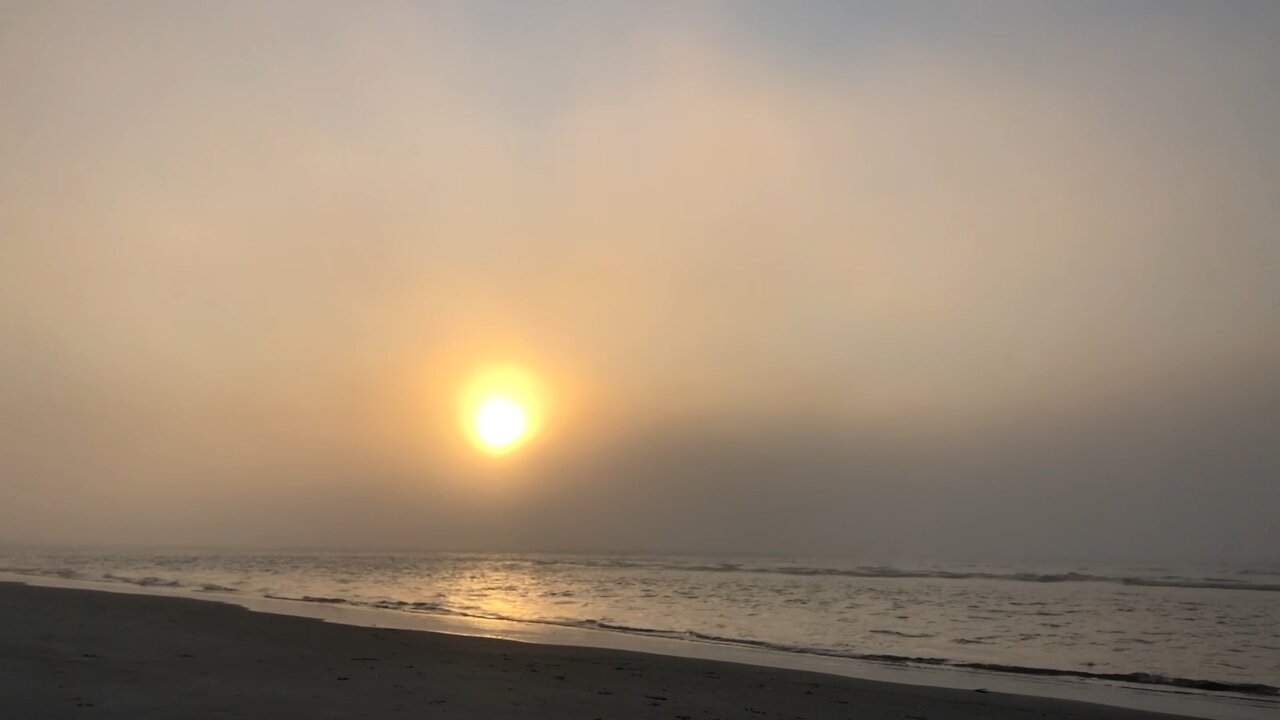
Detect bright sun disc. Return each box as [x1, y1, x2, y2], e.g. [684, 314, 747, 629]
[474, 396, 529, 451]
[461, 364, 544, 456]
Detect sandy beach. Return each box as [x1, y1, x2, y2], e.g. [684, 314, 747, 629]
[0, 582, 1195, 720]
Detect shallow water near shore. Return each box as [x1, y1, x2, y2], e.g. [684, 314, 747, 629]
[3, 549, 1276, 713]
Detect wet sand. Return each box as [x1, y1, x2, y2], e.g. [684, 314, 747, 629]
[0, 582, 1189, 719]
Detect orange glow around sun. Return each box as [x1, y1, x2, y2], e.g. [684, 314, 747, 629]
[461, 364, 544, 455]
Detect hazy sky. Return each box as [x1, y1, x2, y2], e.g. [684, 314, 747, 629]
[2, 1, 1277, 561]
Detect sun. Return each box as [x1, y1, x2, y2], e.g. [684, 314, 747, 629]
[461, 364, 544, 455]
[474, 395, 529, 452]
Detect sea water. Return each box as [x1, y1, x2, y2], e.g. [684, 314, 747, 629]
[2, 550, 1276, 698]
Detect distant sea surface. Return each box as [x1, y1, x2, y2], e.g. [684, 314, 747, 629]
[2, 550, 1277, 697]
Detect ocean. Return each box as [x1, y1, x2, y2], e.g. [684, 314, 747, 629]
[2, 550, 1276, 702]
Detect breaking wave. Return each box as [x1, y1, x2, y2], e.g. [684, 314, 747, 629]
[254, 593, 1280, 698]
[3, 555, 1276, 701]
[11, 559, 1273, 593]
[523, 558, 1280, 592]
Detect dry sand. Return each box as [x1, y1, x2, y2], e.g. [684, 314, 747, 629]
[0, 582, 1189, 719]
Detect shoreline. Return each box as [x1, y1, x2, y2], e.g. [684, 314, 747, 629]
[2, 574, 1275, 720]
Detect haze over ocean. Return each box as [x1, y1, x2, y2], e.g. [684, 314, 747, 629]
[3, 1, 1278, 560]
